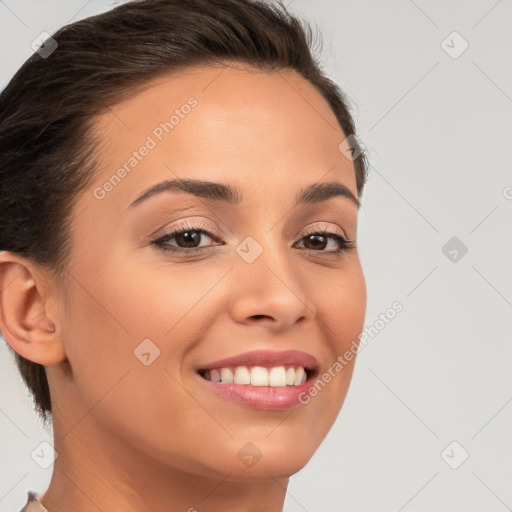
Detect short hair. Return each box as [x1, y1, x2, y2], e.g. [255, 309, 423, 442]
[0, 0, 368, 422]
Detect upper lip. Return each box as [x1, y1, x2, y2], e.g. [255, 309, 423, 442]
[196, 349, 319, 371]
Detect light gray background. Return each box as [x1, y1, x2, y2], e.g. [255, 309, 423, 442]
[1, 1, 511, 511]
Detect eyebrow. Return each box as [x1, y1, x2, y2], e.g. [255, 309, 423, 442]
[127, 178, 360, 210]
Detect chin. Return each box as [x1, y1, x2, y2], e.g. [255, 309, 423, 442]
[217, 454, 313, 482]
[218, 436, 319, 480]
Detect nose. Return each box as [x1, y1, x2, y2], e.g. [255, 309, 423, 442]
[228, 242, 316, 331]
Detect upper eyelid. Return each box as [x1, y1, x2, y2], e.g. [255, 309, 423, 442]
[150, 205, 352, 235]
[156, 221, 349, 243]
[301, 222, 347, 237]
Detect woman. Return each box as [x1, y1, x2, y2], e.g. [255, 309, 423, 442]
[0, 0, 368, 510]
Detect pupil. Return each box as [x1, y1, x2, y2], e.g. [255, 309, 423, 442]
[179, 231, 200, 247]
[306, 234, 326, 250]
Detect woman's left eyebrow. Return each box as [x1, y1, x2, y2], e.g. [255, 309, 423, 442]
[127, 178, 359, 211]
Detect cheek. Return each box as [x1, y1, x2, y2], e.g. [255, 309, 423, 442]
[315, 260, 366, 397]
[311, 256, 367, 350]
[60, 253, 230, 406]
[58, 264, 218, 469]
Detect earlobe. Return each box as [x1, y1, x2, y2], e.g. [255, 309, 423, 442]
[0, 251, 66, 366]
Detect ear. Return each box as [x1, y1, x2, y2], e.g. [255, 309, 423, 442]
[0, 250, 66, 365]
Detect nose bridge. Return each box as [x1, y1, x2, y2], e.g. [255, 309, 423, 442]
[230, 229, 316, 326]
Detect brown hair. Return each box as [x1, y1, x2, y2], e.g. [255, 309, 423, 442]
[0, 0, 368, 422]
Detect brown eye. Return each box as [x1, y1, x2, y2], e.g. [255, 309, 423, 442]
[172, 230, 205, 248]
[302, 233, 329, 250]
[151, 221, 221, 254]
[295, 230, 354, 253]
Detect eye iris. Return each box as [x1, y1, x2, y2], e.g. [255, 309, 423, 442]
[177, 230, 201, 248]
[304, 234, 327, 250]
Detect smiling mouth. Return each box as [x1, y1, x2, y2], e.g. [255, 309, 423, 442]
[197, 365, 317, 387]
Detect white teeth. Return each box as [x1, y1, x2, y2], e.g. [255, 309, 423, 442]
[202, 365, 308, 386]
[210, 368, 221, 382]
[234, 366, 251, 385]
[286, 367, 296, 385]
[268, 366, 287, 387]
[220, 367, 234, 383]
[250, 366, 269, 386]
[293, 366, 306, 386]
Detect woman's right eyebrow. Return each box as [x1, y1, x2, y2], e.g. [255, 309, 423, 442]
[126, 178, 359, 211]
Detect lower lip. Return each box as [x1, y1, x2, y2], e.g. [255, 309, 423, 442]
[196, 372, 317, 410]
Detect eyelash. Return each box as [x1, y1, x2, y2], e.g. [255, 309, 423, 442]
[151, 221, 355, 256]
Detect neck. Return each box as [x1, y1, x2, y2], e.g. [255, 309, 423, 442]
[40, 415, 289, 512]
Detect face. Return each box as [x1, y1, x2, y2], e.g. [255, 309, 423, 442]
[50, 63, 366, 479]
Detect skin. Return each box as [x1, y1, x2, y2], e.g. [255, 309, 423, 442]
[0, 63, 366, 512]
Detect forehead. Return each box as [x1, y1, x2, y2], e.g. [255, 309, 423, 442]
[83, 63, 356, 216]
